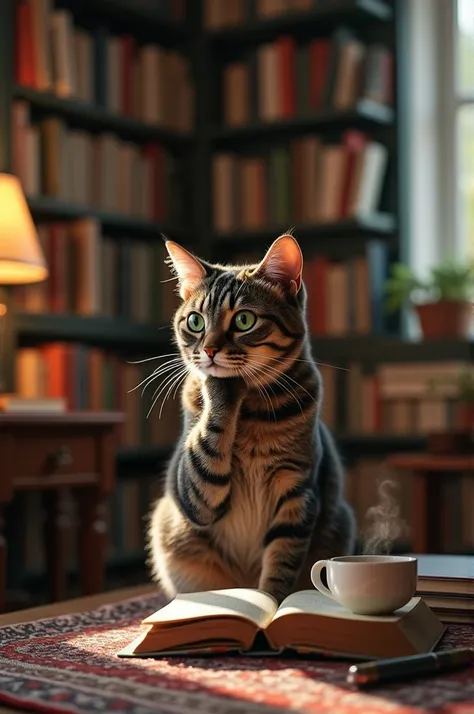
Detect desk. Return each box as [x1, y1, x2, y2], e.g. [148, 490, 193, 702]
[0, 582, 473, 714]
[388, 453, 474, 553]
[0, 412, 123, 612]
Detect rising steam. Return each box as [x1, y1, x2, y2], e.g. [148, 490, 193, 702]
[361, 476, 409, 555]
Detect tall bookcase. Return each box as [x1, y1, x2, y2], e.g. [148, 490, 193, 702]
[1, 0, 196, 598]
[1, 1, 474, 601]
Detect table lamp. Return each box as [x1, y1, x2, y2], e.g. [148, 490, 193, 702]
[0, 173, 48, 395]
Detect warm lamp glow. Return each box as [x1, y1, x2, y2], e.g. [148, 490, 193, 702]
[0, 174, 48, 284]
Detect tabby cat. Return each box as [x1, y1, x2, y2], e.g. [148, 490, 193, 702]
[147, 234, 356, 603]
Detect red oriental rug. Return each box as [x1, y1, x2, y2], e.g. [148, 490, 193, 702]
[0, 592, 474, 714]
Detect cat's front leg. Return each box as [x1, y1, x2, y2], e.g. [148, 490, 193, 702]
[259, 476, 318, 602]
[174, 376, 247, 528]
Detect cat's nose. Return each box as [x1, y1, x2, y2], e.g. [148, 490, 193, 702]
[204, 347, 219, 360]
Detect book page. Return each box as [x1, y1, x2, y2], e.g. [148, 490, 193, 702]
[143, 588, 278, 630]
[271, 590, 416, 625]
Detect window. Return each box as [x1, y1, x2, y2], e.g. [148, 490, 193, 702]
[457, 0, 474, 258]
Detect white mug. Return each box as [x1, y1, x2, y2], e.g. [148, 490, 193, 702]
[310, 555, 417, 616]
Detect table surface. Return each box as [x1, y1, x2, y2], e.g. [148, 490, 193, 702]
[0, 585, 154, 714]
[388, 452, 474, 471]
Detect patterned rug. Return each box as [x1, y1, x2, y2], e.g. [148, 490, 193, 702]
[0, 592, 474, 714]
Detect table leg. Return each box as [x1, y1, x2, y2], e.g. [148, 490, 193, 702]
[43, 490, 71, 602]
[0, 505, 6, 613]
[412, 472, 428, 553]
[77, 488, 107, 595]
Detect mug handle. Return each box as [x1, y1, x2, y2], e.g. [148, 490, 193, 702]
[310, 560, 335, 600]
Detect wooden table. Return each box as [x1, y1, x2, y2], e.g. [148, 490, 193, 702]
[0, 412, 124, 612]
[0, 585, 153, 714]
[388, 453, 474, 553]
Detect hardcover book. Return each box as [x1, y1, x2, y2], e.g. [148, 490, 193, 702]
[118, 588, 445, 660]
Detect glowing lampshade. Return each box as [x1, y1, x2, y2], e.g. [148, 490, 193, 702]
[0, 174, 48, 284]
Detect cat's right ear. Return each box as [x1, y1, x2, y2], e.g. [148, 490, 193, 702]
[164, 241, 207, 300]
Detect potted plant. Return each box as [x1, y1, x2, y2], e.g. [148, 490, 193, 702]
[385, 259, 474, 338]
[427, 369, 474, 453]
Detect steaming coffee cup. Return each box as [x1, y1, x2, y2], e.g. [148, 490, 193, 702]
[310, 555, 417, 616]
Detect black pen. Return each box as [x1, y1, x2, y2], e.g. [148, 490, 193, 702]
[347, 648, 474, 688]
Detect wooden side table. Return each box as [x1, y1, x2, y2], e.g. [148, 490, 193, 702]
[0, 412, 124, 612]
[388, 453, 474, 554]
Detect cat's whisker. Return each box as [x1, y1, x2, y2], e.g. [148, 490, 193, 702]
[130, 364, 177, 394]
[244, 355, 317, 404]
[172, 369, 189, 399]
[241, 363, 277, 421]
[233, 279, 246, 305]
[245, 357, 311, 415]
[149, 364, 186, 402]
[246, 353, 349, 372]
[159, 366, 190, 419]
[127, 352, 181, 365]
[147, 365, 189, 419]
[246, 362, 304, 416]
[130, 359, 184, 395]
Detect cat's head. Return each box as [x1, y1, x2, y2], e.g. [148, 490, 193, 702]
[165, 235, 307, 383]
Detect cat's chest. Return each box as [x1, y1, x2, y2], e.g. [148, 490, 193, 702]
[214, 460, 274, 577]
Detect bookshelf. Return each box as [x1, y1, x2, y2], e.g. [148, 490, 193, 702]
[205, 0, 394, 42]
[16, 312, 172, 350]
[213, 214, 396, 255]
[210, 100, 394, 144]
[25, 196, 187, 238]
[1, 0, 193, 599]
[14, 85, 192, 145]
[3, 0, 473, 598]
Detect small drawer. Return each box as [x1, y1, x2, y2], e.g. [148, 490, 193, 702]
[12, 433, 97, 485]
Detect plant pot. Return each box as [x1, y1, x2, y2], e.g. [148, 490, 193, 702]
[427, 429, 473, 454]
[415, 301, 473, 339]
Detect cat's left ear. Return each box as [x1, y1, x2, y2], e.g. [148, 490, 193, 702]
[165, 240, 207, 300]
[253, 234, 303, 295]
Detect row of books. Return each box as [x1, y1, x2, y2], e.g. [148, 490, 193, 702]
[13, 220, 178, 324]
[16, 345, 182, 448]
[15, 1, 192, 131]
[303, 243, 389, 337]
[222, 33, 392, 126]
[20, 473, 163, 572]
[320, 360, 474, 436]
[206, 0, 327, 28]
[213, 132, 388, 231]
[344, 458, 474, 552]
[13, 102, 185, 222]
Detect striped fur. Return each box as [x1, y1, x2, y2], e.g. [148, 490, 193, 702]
[147, 236, 356, 603]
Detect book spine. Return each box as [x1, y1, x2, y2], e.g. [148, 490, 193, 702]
[94, 26, 108, 108]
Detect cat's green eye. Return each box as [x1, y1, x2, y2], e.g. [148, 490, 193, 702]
[187, 312, 205, 332]
[233, 310, 256, 332]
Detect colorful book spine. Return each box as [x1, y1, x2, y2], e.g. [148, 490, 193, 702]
[212, 132, 388, 232]
[14, 220, 175, 325]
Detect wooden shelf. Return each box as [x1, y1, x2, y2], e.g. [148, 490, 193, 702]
[69, 0, 190, 45]
[337, 433, 427, 456]
[211, 101, 394, 144]
[16, 312, 172, 350]
[311, 335, 474, 364]
[26, 195, 186, 238]
[213, 214, 396, 251]
[14, 85, 192, 147]
[206, 0, 393, 43]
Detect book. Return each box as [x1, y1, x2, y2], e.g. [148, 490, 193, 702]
[416, 555, 474, 596]
[0, 395, 66, 413]
[118, 588, 445, 660]
[15, 1, 192, 128]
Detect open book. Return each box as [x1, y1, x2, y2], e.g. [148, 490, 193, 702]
[118, 588, 445, 660]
